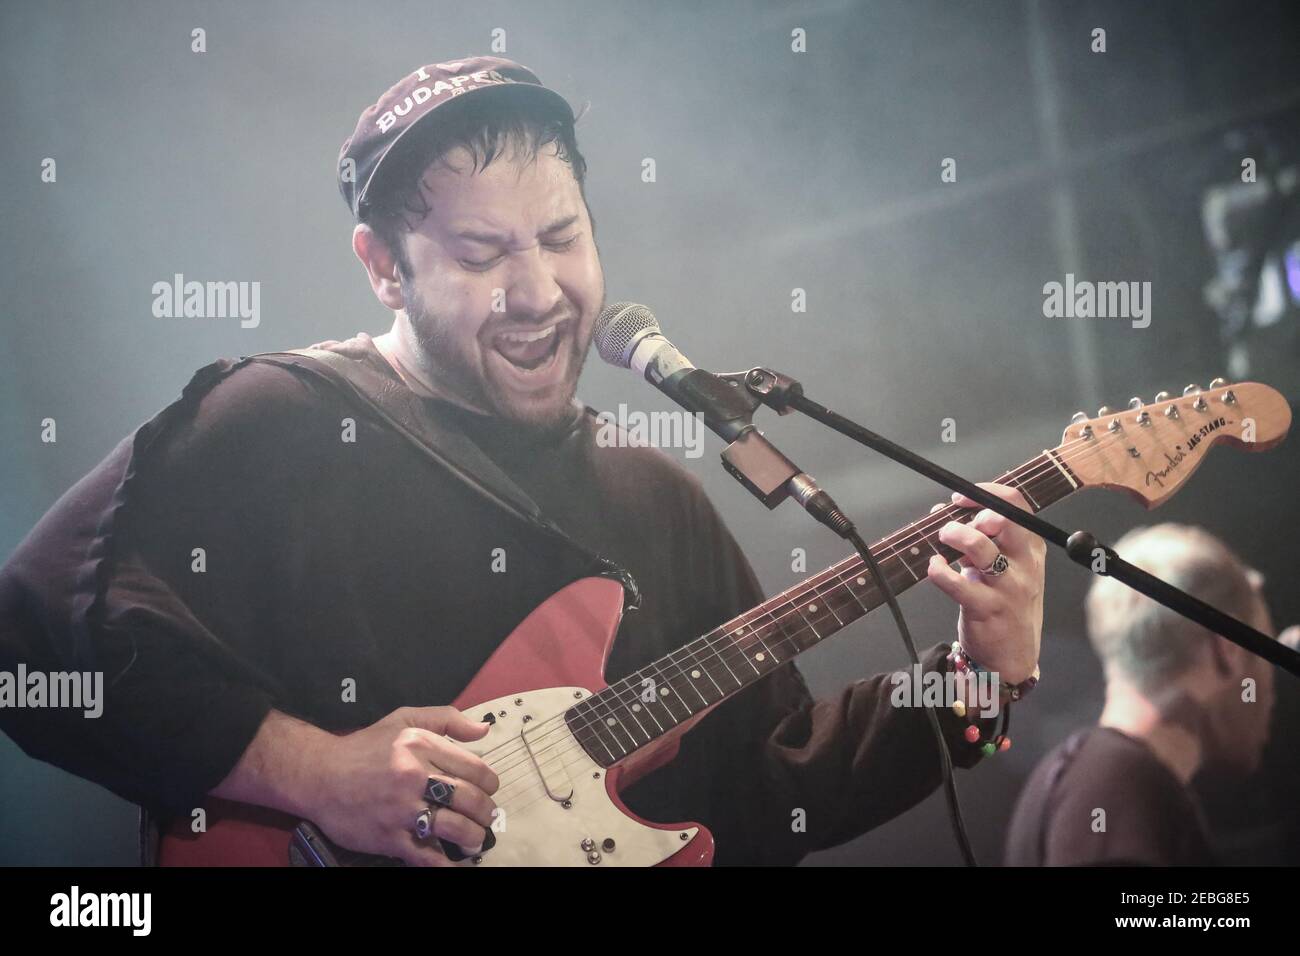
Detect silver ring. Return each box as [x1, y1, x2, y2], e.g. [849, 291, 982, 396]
[979, 553, 1010, 576]
[414, 807, 435, 840]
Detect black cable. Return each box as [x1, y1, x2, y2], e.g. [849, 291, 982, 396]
[785, 476, 980, 863]
[844, 525, 978, 867]
[797, 484, 978, 864]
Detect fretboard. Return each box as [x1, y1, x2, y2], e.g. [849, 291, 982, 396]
[565, 448, 1080, 767]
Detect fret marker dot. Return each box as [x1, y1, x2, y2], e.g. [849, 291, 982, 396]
[755, 652, 766, 662]
[606, 717, 616, 726]
[857, 576, 866, 586]
[808, 604, 818, 613]
[659, 687, 671, 697]
[631, 703, 642, 712]
[691, 669, 701, 679]
[910, 546, 920, 556]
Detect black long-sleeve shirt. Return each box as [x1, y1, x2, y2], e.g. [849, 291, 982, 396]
[1005, 726, 1216, 866]
[0, 332, 991, 865]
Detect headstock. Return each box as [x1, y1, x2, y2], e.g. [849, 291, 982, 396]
[1052, 378, 1291, 507]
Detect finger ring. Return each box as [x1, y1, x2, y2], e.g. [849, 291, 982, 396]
[424, 777, 456, 807]
[979, 553, 1010, 576]
[414, 807, 435, 840]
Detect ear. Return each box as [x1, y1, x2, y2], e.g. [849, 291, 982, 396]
[352, 223, 406, 311]
[1209, 632, 1254, 678]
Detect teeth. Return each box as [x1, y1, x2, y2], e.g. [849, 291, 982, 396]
[497, 324, 557, 344]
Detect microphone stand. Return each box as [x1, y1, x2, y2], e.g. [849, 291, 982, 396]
[712, 366, 1300, 680]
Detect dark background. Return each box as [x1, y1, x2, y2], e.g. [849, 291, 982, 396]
[2, 0, 1298, 865]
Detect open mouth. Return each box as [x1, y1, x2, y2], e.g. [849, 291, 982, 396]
[490, 320, 568, 379]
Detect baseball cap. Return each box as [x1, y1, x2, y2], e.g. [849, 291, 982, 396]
[337, 56, 575, 220]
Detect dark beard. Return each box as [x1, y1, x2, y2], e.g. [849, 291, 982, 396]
[401, 282, 590, 434]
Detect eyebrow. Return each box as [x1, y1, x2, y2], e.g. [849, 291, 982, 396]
[455, 214, 580, 245]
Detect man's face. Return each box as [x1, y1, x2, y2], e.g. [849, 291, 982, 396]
[396, 142, 604, 429]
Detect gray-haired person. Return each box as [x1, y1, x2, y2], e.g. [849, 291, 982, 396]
[1006, 523, 1296, 866]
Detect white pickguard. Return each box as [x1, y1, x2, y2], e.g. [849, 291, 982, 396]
[449, 687, 697, 866]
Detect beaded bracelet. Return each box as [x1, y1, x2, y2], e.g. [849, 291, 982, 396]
[945, 645, 1013, 757]
[949, 641, 1040, 702]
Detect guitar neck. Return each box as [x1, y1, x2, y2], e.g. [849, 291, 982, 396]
[565, 448, 1081, 767]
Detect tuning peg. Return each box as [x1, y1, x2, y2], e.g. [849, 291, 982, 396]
[1128, 397, 1143, 409]
[1098, 405, 1112, 416]
[1183, 384, 1201, 396]
[1210, 377, 1229, 389]
[1070, 411, 1088, 424]
[1154, 390, 1170, 402]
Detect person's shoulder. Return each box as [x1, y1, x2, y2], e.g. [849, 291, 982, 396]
[184, 333, 385, 418]
[1072, 728, 1183, 792]
[1028, 728, 1181, 809]
[1041, 727, 1202, 864]
[142, 343, 368, 478]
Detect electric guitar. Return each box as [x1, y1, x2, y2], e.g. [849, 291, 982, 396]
[157, 380, 1291, 866]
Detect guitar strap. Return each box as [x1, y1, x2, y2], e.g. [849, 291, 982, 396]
[247, 347, 641, 608]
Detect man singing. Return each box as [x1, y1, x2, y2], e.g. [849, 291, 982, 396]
[0, 57, 1045, 865]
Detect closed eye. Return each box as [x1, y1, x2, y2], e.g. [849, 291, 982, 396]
[459, 254, 504, 272]
[461, 235, 579, 270]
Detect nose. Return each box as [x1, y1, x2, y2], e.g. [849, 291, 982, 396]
[505, 246, 563, 320]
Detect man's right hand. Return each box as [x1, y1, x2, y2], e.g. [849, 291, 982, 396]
[213, 705, 499, 868]
[309, 706, 500, 867]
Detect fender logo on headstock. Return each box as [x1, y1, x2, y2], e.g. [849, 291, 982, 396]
[1144, 416, 1228, 488]
[1145, 449, 1187, 488]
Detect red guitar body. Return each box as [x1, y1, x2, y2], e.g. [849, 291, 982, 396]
[158, 577, 714, 867]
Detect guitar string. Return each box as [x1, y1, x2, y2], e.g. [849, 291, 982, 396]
[475, 426, 1127, 799]
[471, 428, 1123, 802]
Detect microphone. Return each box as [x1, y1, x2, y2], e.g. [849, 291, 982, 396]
[594, 302, 694, 378]
[593, 301, 854, 536]
[593, 302, 754, 443]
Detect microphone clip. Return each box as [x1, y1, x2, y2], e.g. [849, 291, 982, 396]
[707, 367, 813, 512]
[714, 367, 805, 415]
